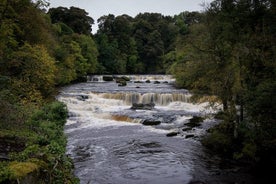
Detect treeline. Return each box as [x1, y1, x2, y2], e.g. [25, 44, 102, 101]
[0, 0, 275, 182]
[94, 12, 201, 74]
[171, 0, 275, 171]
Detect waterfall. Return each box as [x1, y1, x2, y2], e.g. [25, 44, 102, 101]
[87, 75, 104, 82]
[126, 75, 175, 82]
[87, 75, 175, 83]
[100, 92, 191, 106]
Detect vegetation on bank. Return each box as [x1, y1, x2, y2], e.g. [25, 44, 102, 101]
[0, 102, 78, 183]
[0, 0, 275, 182]
[170, 0, 275, 172]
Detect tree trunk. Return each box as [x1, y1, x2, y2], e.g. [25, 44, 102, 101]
[223, 99, 228, 111]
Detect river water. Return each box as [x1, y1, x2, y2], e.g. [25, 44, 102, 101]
[58, 75, 254, 184]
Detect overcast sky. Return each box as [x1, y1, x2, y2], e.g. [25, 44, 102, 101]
[48, 0, 212, 33]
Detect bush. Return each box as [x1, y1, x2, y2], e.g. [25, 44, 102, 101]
[0, 162, 12, 183]
[2, 101, 78, 184]
[202, 130, 233, 155]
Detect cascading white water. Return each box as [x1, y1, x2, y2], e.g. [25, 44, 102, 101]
[58, 75, 252, 184]
[87, 75, 104, 82]
[100, 92, 191, 105]
[87, 74, 175, 83]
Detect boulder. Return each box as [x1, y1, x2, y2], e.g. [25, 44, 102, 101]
[121, 76, 130, 81]
[166, 132, 178, 137]
[118, 80, 127, 86]
[182, 127, 192, 131]
[134, 81, 143, 83]
[185, 134, 195, 139]
[103, 76, 114, 81]
[131, 103, 155, 110]
[76, 95, 89, 101]
[186, 116, 204, 127]
[142, 120, 161, 126]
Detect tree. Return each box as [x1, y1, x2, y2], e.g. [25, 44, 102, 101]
[172, 0, 276, 164]
[71, 34, 99, 74]
[10, 43, 56, 100]
[48, 6, 94, 35]
[95, 12, 180, 74]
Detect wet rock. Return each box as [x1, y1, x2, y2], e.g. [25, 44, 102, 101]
[134, 81, 143, 83]
[120, 76, 130, 81]
[91, 77, 99, 81]
[142, 120, 161, 126]
[154, 81, 160, 84]
[76, 95, 88, 101]
[186, 116, 204, 127]
[103, 75, 114, 81]
[131, 103, 155, 110]
[182, 127, 192, 131]
[145, 80, 151, 83]
[118, 80, 127, 86]
[166, 132, 178, 137]
[68, 111, 79, 117]
[185, 134, 195, 139]
[115, 76, 130, 82]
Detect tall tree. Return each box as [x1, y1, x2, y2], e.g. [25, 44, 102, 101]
[173, 0, 276, 163]
[48, 6, 94, 35]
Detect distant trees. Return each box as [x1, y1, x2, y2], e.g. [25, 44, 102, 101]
[95, 12, 183, 74]
[0, 0, 274, 172]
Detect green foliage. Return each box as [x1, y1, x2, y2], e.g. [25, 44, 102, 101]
[177, 0, 276, 166]
[10, 43, 57, 98]
[72, 34, 99, 74]
[95, 12, 180, 74]
[9, 161, 39, 179]
[4, 101, 78, 183]
[48, 6, 94, 35]
[0, 162, 12, 183]
[54, 33, 98, 84]
[203, 129, 233, 155]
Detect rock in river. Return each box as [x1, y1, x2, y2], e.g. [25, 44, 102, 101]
[142, 119, 161, 126]
[130, 103, 155, 110]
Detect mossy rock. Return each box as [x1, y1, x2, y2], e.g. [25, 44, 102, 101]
[121, 76, 130, 81]
[118, 80, 127, 86]
[103, 76, 114, 81]
[186, 116, 204, 127]
[9, 161, 39, 179]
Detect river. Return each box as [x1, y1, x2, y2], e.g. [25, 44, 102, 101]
[57, 75, 254, 184]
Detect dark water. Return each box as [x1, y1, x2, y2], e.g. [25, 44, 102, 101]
[58, 75, 255, 184]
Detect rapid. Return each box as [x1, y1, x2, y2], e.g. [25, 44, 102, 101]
[57, 75, 254, 184]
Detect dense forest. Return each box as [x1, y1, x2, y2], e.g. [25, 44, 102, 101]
[0, 0, 275, 183]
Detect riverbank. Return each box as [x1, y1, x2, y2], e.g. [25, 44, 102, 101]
[0, 102, 78, 184]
